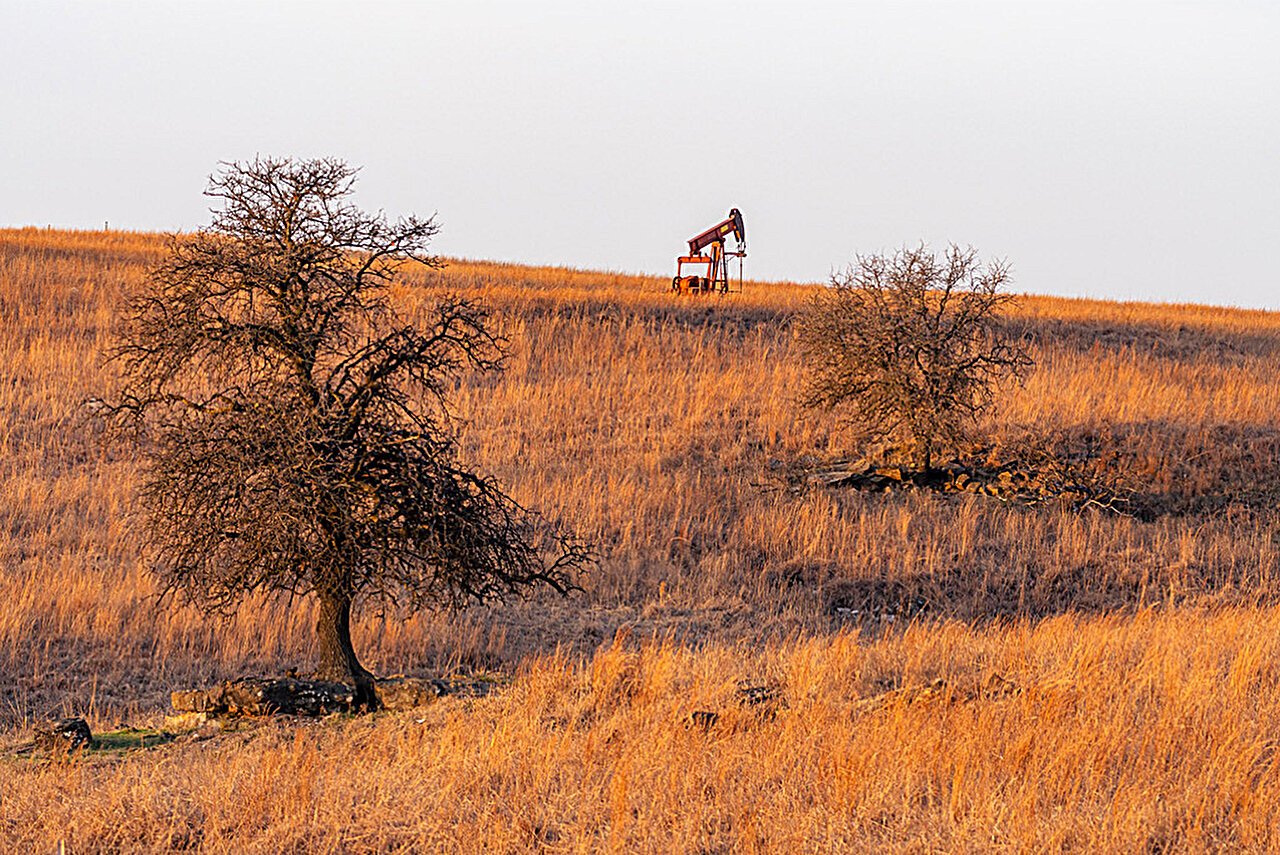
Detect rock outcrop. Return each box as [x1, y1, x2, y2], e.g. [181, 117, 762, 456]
[809, 459, 1131, 512]
[172, 677, 354, 717]
[170, 674, 495, 719]
[33, 717, 95, 753]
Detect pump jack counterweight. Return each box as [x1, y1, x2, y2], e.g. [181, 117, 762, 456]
[672, 208, 746, 295]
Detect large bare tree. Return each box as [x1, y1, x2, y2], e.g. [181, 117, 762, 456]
[111, 157, 589, 705]
[798, 244, 1032, 470]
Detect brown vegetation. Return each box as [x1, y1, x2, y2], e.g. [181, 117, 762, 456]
[4, 227, 1280, 850]
[110, 159, 588, 702]
[798, 243, 1031, 470]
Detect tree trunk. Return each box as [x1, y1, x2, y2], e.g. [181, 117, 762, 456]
[919, 439, 933, 473]
[314, 585, 377, 710]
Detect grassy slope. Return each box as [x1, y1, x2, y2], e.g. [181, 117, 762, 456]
[3, 228, 1280, 851]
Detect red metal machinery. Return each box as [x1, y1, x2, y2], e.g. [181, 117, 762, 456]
[672, 208, 746, 295]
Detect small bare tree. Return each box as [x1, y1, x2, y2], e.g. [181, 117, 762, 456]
[798, 244, 1031, 470]
[110, 157, 589, 705]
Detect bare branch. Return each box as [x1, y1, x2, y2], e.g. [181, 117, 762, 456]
[106, 157, 590, 696]
[797, 243, 1033, 470]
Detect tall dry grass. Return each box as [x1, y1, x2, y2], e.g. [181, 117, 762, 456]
[3, 228, 1280, 850]
[8, 608, 1280, 851]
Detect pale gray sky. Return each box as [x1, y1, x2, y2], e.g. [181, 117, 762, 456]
[3, 1, 1277, 307]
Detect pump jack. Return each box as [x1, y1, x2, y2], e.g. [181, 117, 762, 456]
[672, 208, 746, 295]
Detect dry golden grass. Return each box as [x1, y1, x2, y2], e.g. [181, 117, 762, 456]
[3, 228, 1280, 851]
[8, 611, 1280, 852]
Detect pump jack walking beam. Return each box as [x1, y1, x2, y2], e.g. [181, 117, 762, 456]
[673, 208, 746, 295]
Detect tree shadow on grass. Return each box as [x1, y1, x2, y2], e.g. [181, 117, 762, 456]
[1011, 313, 1280, 365]
[980, 420, 1280, 518]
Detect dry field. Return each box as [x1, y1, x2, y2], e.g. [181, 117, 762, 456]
[4, 227, 1280, 851]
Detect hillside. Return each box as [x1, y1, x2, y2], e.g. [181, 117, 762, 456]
[4, 228, 1280, 851]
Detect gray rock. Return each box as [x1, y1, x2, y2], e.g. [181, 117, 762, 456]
[220, 677, 355, 716]
[686, 710, 719, 730]
[374, 676, 448, 711]
[172, 678, 354, 717]
[34, 717, 95, 753]
[172, 673, 497, 718]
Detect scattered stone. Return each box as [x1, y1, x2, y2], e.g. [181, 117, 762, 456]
[853, 673, 1023, 716]
[808, 458, 1132, 514]
[686, 710, 719, 731]
[824, 579, 931, 623]
[34, 717, 95, 753]
[175, 717, 224, 744]
[435, 674, 497, 699]
[735, 684, 779, 707]
[915, 678, 951, 700]
[171, 689, 215, 713]
[172, 678, 354, 717]
[980, 672, 1020, 700]
[736, 682, 787, 722]
[374, 676, 448, 711]
[223, 677, 354, 716]
[171, 673, 497, 720]
[195, 719, 224, 739]
[163, 712, 209, 732]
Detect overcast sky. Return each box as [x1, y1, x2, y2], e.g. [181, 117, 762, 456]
[3, 1, 1277, 307]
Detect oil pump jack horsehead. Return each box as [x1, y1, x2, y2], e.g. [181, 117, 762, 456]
[672, 208, 746, 295]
